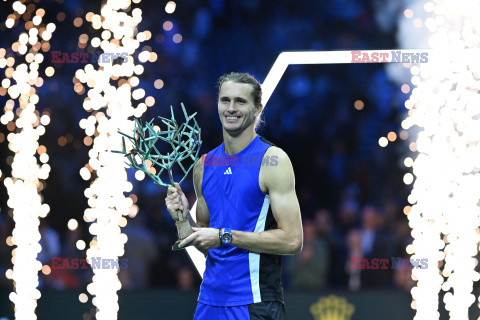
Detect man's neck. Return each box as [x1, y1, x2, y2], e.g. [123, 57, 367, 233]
[223, 129, 257, 155]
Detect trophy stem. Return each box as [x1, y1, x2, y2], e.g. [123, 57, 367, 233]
[168, 170, 175, 187]
[177, 209, 184, 221]
[172, 219, 194, 251]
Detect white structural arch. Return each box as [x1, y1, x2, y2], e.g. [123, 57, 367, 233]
[186, 48, 480, 277]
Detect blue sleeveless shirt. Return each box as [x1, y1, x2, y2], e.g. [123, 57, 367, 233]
[198, 134, 284, 307]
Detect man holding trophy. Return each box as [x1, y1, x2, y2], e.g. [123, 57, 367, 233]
[165, 72, 303, 320]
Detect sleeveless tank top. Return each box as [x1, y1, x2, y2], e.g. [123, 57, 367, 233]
[198, 134, 284, 306]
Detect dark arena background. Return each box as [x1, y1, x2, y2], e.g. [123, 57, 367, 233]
[1, 0, 480, 320]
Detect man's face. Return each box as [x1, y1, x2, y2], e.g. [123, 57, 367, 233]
[218, 81, 261, 136]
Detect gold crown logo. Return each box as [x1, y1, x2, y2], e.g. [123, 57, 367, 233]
[310, 295, 355, 320]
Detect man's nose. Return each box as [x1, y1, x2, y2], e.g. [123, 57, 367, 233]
[227, 101, 236, 111]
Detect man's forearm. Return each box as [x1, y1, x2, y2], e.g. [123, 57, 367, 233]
[231, 229, 301, 255]
[184, 210, 209, 257]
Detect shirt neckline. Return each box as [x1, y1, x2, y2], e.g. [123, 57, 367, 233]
[221, 134, 259, 157]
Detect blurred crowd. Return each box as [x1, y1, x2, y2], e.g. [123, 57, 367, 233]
[0, 0, 415, 293]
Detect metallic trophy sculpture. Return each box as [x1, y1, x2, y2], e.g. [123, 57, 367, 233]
[113, 103, 202, 250]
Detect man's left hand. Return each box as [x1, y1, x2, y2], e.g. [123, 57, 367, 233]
[178, 227, 221, 250]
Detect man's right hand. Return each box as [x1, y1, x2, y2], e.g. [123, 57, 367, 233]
[165, 182, 189, 221]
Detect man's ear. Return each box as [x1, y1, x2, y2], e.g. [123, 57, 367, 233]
[255, 104, 263, 117]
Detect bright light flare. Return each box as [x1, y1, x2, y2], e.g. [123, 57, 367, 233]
[78, 1, 150, 319]
[2, 6, 56, 320]
[405, 1, 480, 319]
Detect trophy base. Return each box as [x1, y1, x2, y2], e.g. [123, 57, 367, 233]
[172, 239, 185, 251]
[172, 220, 194, 251]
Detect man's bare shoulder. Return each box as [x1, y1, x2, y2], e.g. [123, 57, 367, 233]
[260, 146, 294, 193]
[193, 155, 205, 192]
[263, 146, 291, 168]
[194, 156, 205, 169]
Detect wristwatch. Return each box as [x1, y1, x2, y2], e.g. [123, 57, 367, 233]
[219, 228, 232, 246]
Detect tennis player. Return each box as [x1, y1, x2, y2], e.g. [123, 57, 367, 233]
[165, 72, 303, 319]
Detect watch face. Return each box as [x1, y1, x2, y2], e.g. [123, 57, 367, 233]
[222, 233, 231, 243]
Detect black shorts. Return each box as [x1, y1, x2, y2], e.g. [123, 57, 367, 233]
[194, 301, 286, 320]
[248, 301, 286, 320]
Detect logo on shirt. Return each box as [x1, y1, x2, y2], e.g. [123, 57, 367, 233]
[223, 167, 232, 175]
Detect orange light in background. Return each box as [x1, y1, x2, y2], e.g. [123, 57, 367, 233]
[403, 206, 411, 215]
[354, 100, 364, 110]
[12, 42, 20, 52]
[41, 265, 51, 275]
[74, 83, 85, 94]
[58, 136, 67, 146]
[73, 17, 83, 27]
[41, 42, 51, 52]
[79, 34, 89, 44]
[36, 8, 45, 17]
[387, 131, 397, 142]
[66, 133, 74, 143]
[148, 167, 156, 175]
[57, 12, 66, 22]
[85, 12, 94, 22]
[7, 121, 16, 131]
[129, 194, 138, 203]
